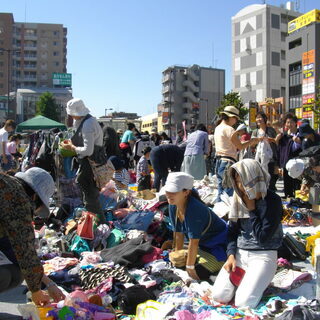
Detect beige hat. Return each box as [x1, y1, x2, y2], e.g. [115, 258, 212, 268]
[220, 106, 240, 119]
[66, 98, 90, 116]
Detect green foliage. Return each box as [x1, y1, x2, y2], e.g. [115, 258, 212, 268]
[36, 92, 59, 121]
[216, 91, 249, 121]
[308, 85, 320, 127]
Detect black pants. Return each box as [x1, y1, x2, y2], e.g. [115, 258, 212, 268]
[268, 162, 278, 192]
[77, 158, 104, 222]
[283, 168, 301, 198]
[150, 154, 169, 192]
[138, 175, 151, 191]
[0, 264, 23, 293]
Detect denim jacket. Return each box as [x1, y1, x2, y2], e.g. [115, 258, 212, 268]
[227, 190, 283, 256]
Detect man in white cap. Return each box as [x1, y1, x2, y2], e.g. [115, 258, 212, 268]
[0, 167, 65, 305]
[63, 98, 105, 222]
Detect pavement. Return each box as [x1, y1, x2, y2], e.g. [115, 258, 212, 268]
[0, 178, 316, 319]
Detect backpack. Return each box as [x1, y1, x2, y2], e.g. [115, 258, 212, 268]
[133, 135, 155, 161]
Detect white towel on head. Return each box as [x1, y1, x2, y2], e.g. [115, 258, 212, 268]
[228, 159, 270, 221]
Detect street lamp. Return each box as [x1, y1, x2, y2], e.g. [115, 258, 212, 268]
[105, 107, 113, 117]
[199, 98, 209, 128]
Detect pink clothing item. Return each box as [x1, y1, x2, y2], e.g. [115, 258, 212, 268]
[6, 141, 17, 154]
[43, 257, 79, 275]
[141, 247, 163, 264]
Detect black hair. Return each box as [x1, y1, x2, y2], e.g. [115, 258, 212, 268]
[160, 132, 169, 140]
[216, 113, 230, 126]
[127, 122, 135, 130]
[183, 188, 204, 204]
[9, 134, 22, 142]
[177, 129, 183, 134]
[142, 146, 152, 155]
[256, 111, 267, 124]
[196, 123, 207, 132]
[284, 113, 298, 124]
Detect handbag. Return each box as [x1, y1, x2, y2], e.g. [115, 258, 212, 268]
[283, 232, 307, 260]
[77, 211, 98, 240]
[88, 159, 112, 190]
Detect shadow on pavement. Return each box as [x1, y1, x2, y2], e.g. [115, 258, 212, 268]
[0, 313, 22, 320]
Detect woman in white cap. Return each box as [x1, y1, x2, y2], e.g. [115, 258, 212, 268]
[0, 167, 65, 305]
[63, 98, 105, 223]
[211, 159, 283, 308]
[164, 172, 228, 280]
[214, 106, 258, 202]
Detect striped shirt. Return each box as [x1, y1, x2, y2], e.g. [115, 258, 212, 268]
[136, 156, 150, 181]
[113, 168, 130, 190]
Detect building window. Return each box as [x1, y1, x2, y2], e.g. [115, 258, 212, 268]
[281, 68, 286, 78]
[281, 32, 287, 42]
[256, 14, 263, 29]
[289, 38, 301, 49]
[281, 87, 286, 97]
[234, 22, 240, 36]
[53, 30, 60, 36]
[256, 33, 262, 47]
[235, 40, 240, 54]
[271, 14, 280, 29]
[53, 41, 59, 46]
[0, 61, 3, 67]
[53, 51, 59, 56]
[0, 83, 3, 88]
[281, 50, 286, 60]
[0, 72, 3, 78]
[54, 62, 60, 66]
[256, 70, 263, 84]
[271, 52, 280, 66]
[271, 89, 280, 98]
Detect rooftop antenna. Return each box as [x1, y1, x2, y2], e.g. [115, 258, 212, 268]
[212, 42, 214, 68]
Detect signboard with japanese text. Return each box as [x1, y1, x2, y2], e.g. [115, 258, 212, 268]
[288, 9, 320, 33]
[302, 50, 315, 100]
[52, 73, 72, 86]
[192, 103, 200, 109]
[295, 107, 303, 119]
[302, 93, 315, 105]
[162, 112, 169, 124]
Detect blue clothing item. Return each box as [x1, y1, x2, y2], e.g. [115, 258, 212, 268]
[121, 130, 135, 143]
[169, 196, 227, 244]
[227, 190, 283, 257]
[215, 159, 234, 202]
[184, 130, 209, 156]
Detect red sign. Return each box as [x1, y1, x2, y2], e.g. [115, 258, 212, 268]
[162, 112, 169, 124]
[192, 103, 200, 109]
[302, 93, 315, 105]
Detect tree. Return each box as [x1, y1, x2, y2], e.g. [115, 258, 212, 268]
[36, 92, 59, 121]
[216, 91, 249, 121]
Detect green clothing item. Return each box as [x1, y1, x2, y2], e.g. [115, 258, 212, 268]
[0, 173, 43, 292]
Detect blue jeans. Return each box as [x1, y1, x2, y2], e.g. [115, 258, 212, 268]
[215, 159, 233, 202]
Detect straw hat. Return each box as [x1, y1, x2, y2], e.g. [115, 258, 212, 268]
[220, 106, 240, 119]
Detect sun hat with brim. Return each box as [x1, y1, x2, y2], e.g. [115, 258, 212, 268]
[163, 172, 194, 193]
[15, 167, 55, 211]
[66, 98, 90, 116]
[220, 106, 240, 119]
[236, 123, 247, 131]
[286, 159, 305, 179]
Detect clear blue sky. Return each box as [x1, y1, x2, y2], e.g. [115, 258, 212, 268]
[2, 0, 318, 117]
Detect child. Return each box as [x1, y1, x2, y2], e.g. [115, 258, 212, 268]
[107, 155, 130, 190]
[136, 146, 152, 191]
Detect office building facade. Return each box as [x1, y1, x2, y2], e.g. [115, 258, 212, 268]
[286, 9, 320, 128]
[232, 3, 300, 105]
[161, 64, 224, 135]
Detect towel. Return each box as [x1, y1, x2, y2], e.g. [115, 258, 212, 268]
[229, 159, 270, 221]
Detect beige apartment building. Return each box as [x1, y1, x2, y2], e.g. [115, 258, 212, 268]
[0, 13, 68, 121]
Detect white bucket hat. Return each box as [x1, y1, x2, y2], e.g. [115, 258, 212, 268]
[15, 167, 55, 210]
[236, 123, 247, 131]
[66, 98, 90, 116]
[163, 172, 194, 193]
[286, 159, 305, 179]
[220, 106, 240, 119]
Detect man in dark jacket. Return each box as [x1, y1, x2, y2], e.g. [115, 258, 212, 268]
[150, 144, 184, 191]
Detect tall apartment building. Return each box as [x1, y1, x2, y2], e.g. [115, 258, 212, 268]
[161, 64, 225, 135]
[232, 3, 300, 105]
[286, 9, 320, 128]
[0, 13, 68, 121]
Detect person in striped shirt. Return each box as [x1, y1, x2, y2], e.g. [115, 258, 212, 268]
[107, 156, 130, 190]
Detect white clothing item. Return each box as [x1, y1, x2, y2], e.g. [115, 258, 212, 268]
[229, 159, 270, 221]
[0, 127, 8, 155]
[214, 122, 237, 161]
[286, 158, 305, 179]
[144, 260, 169, 273]
[73, 116, 103, 158]
[66, 98, 90, 116]
[236, 123, 247, 132]
[163, 172, 194, 193]
[255, 140, 273, 172]
[211, 249, 277, 308]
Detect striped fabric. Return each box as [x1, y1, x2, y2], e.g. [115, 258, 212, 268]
[197, 249, 224, 273]
[113, 169, 130, 188]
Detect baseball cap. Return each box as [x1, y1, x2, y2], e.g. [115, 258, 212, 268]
[286, 159, 305, 179]
[163, 172, 194, 193]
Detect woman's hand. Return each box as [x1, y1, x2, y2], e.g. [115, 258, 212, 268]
[224, 255, 236, 273]
[243, 194, 256, 211]
[186, 267, 200, 280]
[292, 136, 301, 144]
[47, 285, 65, 302]
[31, 290, 51, 306]
[300, 184, 310, 195]
[249, 138, 259, 146]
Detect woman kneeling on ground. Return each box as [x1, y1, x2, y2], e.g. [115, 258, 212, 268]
[211, 159, 283, 308]
[164, 172, 228, 280]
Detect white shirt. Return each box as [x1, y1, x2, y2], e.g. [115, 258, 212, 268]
[0, 128, 9, 155]
[73, 116, 103, 158]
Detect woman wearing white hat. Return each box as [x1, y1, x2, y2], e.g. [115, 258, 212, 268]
[214, 106, 258, 202]
[0, 167, 65, 305]
[164, 172, 228, 280]
[63, 98, 105, 223]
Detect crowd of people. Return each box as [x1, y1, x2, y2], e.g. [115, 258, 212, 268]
[0, 98, 319, 315]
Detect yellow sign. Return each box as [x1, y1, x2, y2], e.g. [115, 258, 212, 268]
[249, 107, 257, 125]
[265, 97, 275, 105]
[288, 9, 320, 33]
[295, 107, 303, 118]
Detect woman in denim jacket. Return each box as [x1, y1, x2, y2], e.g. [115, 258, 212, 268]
[211, 159, 283, 308]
